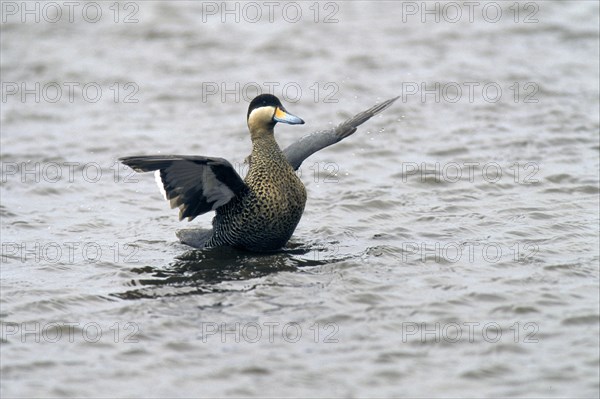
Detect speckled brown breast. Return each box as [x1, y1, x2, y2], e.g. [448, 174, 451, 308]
[206, 135, 307, 251]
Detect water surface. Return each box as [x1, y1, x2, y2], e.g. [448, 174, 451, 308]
[1, 1, 599, 397]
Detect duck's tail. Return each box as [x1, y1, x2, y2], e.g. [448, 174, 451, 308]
[176, 228, 214, 249]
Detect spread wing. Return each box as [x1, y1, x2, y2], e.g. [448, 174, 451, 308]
[283, 96, 399, 170]
[119, 155, 247, 221]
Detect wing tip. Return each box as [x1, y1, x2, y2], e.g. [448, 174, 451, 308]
[368, 95, 400, 116]
[335, 95, 399, 138]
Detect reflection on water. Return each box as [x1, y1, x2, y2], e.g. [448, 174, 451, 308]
[116, 241, 345, 299]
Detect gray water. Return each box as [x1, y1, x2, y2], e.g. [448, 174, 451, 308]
[1, 1, 599, 397]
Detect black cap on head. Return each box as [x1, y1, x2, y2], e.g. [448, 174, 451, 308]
[247, 94, 283, 120]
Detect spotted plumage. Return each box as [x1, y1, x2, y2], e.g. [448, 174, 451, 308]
[120, 94, 398, 252]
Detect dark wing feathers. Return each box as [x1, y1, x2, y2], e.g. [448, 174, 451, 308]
[119, 155, 246, 221]
[283, 96, 399, 170]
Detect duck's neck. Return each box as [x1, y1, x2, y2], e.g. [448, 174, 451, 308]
[250, 129, 287, 168]
[251, 129, 281, 156]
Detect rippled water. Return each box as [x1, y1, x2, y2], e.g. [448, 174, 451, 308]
[1, 1, 599, 397]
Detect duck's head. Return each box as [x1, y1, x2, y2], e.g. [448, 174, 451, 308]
[247, 94, 304, 135]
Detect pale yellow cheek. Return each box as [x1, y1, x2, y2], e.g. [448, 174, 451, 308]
[248, 106, 275, 129]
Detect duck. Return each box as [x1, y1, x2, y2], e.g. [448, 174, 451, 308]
[120, 94, 398, 252]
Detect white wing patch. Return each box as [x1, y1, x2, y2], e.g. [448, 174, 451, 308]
[154, 170, 168, 200]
